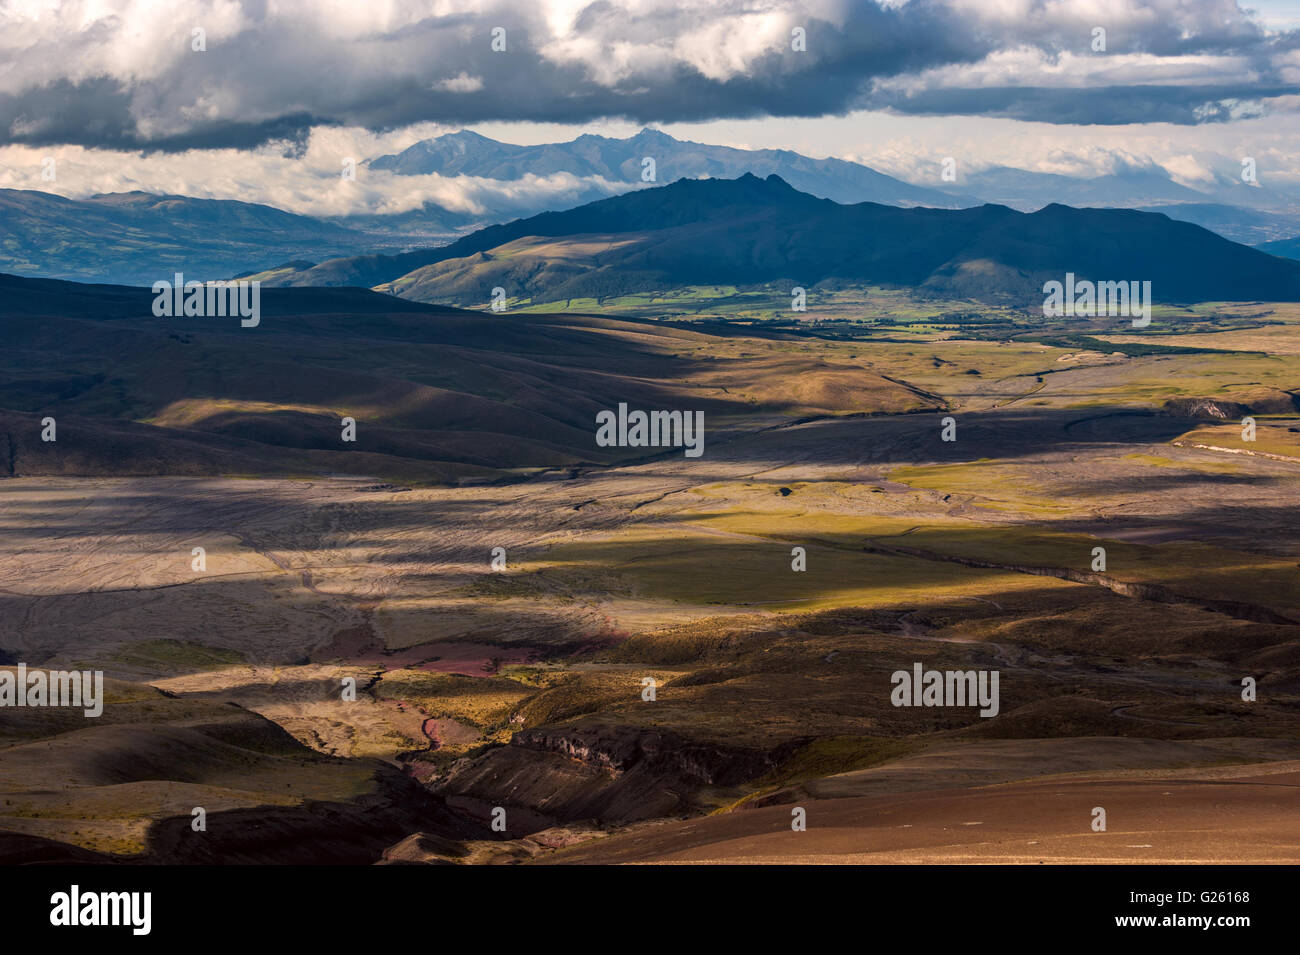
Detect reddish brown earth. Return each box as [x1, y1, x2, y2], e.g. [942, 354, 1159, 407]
[421, 717, 481, 748]
[542, 762, 1300, 864]
[315, 630, 541, 675]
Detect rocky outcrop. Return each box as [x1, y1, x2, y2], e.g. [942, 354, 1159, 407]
[378, 824, 605, 865]
[510, 724, 776, 784]
[433, 723, 792, 832]
[1162, 392, 1298, 418]
[1161, 397, 1252, 420]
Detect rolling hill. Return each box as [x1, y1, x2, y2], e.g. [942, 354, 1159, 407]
[0, 190, 374, 286]
[0, 272, 937, 484]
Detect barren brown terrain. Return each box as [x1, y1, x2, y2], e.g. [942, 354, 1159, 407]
[542, 758, 1300, 864]
[2, 285, 1299, 864]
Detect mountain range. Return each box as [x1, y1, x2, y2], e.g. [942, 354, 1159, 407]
[252, 173, 1300, 307]
[369, 129, 1300, 245]
[9, 129, 1300, 289]
[369, 127, 972, 209]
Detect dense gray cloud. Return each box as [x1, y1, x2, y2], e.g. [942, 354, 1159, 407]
[0, 0, 1296, 150]
[868, 85, 1280, 126]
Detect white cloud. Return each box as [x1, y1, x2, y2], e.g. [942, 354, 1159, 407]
[0, 0, 1292, 150]
[435, 73, 486, 93]
[0, 122, 637, 218]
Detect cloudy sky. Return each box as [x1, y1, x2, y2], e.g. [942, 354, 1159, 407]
[3, 0, 1300, 216]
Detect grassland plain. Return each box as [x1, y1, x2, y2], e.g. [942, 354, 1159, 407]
[2, 288, 1299, 864]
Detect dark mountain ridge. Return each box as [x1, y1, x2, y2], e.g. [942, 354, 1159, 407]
[333, 174, 1300, 307]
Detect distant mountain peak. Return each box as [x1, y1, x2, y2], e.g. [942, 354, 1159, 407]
[723, 171, 799, 193]
[367, 127, 968, 210]
[435, 129, 496, 143]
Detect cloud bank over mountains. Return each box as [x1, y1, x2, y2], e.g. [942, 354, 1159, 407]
[2, 0, 1297, 151]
